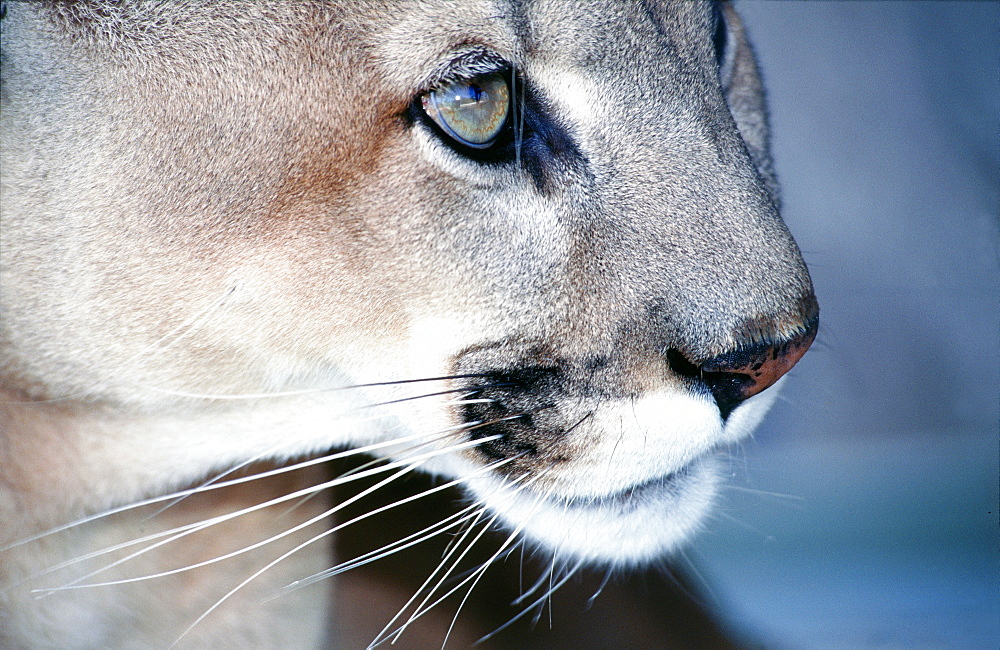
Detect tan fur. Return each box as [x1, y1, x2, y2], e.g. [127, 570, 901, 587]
[1, 1, 816, 646]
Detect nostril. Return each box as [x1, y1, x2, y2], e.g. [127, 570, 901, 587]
[698, 368, 760, 420]
[665, 348, 699, 380]
[668, 316, 818, 419]
[666, 348, 750, 419]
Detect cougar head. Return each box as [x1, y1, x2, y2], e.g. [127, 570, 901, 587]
[1, 0, 816, 642]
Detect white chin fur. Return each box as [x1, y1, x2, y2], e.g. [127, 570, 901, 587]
[469, 456, 721, 566]
[448, 382, 783, 565]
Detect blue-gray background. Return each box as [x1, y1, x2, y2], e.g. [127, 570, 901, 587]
[694, 2, 999, 648]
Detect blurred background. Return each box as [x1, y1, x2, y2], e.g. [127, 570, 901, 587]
[694, 2, 999, 647]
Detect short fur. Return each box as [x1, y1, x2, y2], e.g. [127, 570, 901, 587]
[0, 1, 817, 646]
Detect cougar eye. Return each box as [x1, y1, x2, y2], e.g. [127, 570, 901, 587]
[421, 72, 510, 148]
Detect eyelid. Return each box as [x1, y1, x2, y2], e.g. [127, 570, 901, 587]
[420, 46, 510, 94]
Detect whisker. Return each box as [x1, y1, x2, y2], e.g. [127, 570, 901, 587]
[440, 506, 482, 560]
[395, 515, 538, 648]
[143, 402, 476, 521]
[3, 426, 466, 553]
[442, 530, 520, 649]
[720, 484, 804, 501]
[442, 562, 497, 648]
[529, 558, 555, 629]
[372, 507, 493, 647]
[542, 556, 556, 629]
[163, 437, 508, 649]
[276, 503, 483, 596]
[377, 524, 507, 649]
[165, 456, 428, 649]
[133, 374, 499, 401]
[440, 397, 495, 406]
[672, 549, 717, 607]
[518, 544, 526, 596]
[142, 428, 387, 523]
[586, 566, 614, 607]
[477, 557, 586, 644]
[389, 512, 503, 646]
[31, 435, 501, 594]
[511, 559, 553, 606]
[276, 454, 520, 596]
[713, 509, 773, 538]
[378, 470, 543, 648]
[9, 381, 514, 563]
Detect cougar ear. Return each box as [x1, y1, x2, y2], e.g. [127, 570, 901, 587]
[717, 1, 780, 206]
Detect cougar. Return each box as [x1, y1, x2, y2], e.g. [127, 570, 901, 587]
[0, 0, 817, 647]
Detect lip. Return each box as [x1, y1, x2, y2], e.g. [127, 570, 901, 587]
[543, 458, 700, 513]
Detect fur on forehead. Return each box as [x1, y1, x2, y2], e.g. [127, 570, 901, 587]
[372, 2, 523, 92]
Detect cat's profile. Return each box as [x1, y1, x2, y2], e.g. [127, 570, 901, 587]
[0, 1, 816, 646]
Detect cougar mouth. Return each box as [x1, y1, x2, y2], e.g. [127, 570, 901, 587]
[446, 336, 784, 563]
[464, 454, 719, 565]
[555, 462, 696, 512]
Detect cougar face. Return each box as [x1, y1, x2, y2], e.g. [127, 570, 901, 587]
[1, 0, 817, 646]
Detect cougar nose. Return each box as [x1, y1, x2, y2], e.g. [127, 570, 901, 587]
[670, 317, 818, 419]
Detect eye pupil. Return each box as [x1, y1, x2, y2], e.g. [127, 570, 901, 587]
[422, 72, 510, 149]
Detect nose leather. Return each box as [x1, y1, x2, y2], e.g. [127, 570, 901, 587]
[697, 316, 818, 418]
